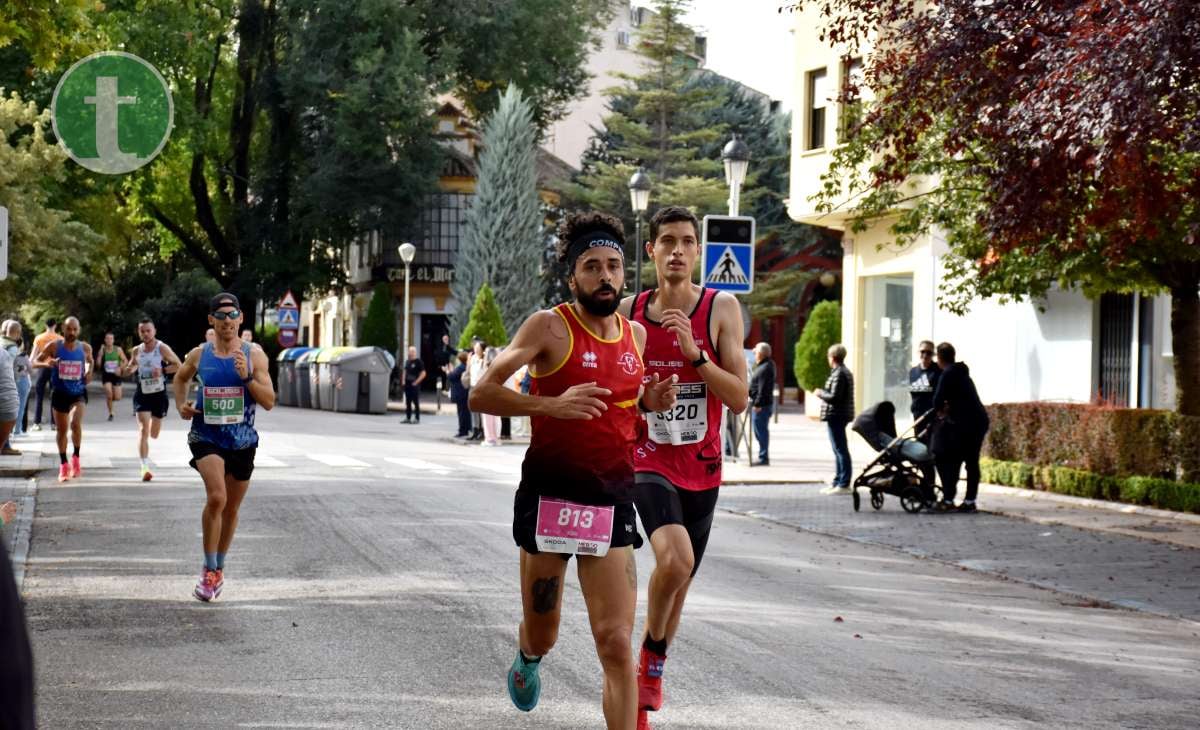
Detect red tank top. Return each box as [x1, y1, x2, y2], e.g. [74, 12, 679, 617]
[631, 287, 723, 490]
[523, 303, 645, 505]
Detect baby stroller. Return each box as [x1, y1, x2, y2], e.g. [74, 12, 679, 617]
[850, 401, 939, 513]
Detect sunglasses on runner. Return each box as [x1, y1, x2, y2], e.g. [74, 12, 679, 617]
[211, 309, 241, 320]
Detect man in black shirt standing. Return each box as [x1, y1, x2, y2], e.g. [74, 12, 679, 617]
[908, 340, 941, 422]
[402, 346, 426, 424]
[749, 342, 776, 465]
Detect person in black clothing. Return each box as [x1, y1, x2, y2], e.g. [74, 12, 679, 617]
[817, 344, 855, 494]
[930, 342, 990, 513]
[0, 537, 36, 730]
[908, 340, 941, 422]
[433, 334, 456, 390]
[448, 350, 471, 438]
[402, 346, 426, 424]
[749, 342, 776, 465]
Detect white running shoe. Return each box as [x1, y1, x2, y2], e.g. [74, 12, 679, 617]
[828, 486, 852, 496]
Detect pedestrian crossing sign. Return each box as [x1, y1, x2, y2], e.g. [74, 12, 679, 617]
[277, 308, 300, 328]
[701, 215, 755, 293]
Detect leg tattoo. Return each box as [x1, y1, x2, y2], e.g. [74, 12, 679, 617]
[532, 577, 560, 614]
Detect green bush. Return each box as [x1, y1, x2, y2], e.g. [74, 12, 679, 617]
[980, 457, 1200, 514]
[457, 282, 509, 350]
[359, 283, 398, 354]
[793, 300, 841, 392]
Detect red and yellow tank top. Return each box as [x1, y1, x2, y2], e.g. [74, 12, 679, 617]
[523, 303, 645, 505]
[631, 287, 723, 490]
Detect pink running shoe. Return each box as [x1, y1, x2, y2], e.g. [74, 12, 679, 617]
[70, 455, 82, 478]
[193, 567, 223, 602]
[637, 709, 652, 730]
[57, 463, 71, 482]
[637, 646, 666, 711]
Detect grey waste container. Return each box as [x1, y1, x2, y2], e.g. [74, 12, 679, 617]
[329, 347, 396, 414]
[313, 347, 352, 411]
[296, 349, 320, 408]
[276, 347, 314, 407]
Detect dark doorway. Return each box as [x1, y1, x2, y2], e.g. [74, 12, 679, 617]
[1098, 293, 1133, 406]
[420, 314, 450, 391]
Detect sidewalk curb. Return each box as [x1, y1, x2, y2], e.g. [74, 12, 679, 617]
[979, 483, 1200, 525]
[721, 505, 1200, 627]
[6, 476, 38, 593]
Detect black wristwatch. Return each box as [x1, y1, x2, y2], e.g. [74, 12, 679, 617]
[241, 376, 253, 384]
[691, 352, 709, 369]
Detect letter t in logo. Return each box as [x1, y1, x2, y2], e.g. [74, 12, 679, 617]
[83, 76, 140, 170]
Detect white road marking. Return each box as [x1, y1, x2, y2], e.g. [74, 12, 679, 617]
[307, 453, 370, 468]
[384, 457, 451, 475]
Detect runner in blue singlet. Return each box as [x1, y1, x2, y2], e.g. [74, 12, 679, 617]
[172, 293, 275, 602]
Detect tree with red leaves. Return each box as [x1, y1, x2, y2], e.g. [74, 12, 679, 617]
[802, 0, 1200, 415]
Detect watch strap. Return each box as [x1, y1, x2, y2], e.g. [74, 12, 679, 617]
[691, 353, 708, 369]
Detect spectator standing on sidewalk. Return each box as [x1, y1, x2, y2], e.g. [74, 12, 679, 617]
[749, 342, 776, 466]
[506, 362, 530, 439]
[449, 350, 471, 438]
[2, 321, 30, 449]
[30, 318, 58, 431]
[402, 345, 426, 424]
[480, 346, 501, 446]
[908, 340, 941, 423]
[466, 339, 486, 441]
[817, 344, 855, 495]
[434, 334, 456, 391]
[0, 333, 20, 456]
[930, 342, 990, 513]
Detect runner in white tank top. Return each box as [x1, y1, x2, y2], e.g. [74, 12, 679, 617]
[123, 319, 183, 481]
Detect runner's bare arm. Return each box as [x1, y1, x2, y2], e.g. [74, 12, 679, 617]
[667, 290, 748, 415]
[160, 344, 183, 374]
[469, 310, 609, 420]
[631, 321, 678, 412]
[31, 340, 56, 368]
[173, 347, 202, 418]
[246, 346, 275, 410]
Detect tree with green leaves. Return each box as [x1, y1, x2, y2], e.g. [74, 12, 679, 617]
[571, 0, 727, 243]
[794, 300, 841, 392]
[808, 0, 1200, 414]
[450, 86, 543, 340]
[358, 283, 398, 355]
[457, 283, 508, 350]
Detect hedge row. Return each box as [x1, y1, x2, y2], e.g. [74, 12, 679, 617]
[984, 403, 1200, 483]
[980, 458, 1200, 514]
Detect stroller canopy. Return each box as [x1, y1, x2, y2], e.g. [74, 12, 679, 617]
[852, 401, 897, 452]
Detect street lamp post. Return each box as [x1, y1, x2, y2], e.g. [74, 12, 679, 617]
[628, 167, 652, 299]
[721, 134, 751, 216]
[398, 242, 416, 360]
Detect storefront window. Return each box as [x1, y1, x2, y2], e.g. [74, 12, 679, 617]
[862, 275, 913, 414]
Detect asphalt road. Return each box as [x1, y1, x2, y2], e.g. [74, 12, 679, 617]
[18, 396, 1200, 729]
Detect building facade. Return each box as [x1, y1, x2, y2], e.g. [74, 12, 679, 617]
[543, 1, 707, 168]
[786, 7, 1177, 416]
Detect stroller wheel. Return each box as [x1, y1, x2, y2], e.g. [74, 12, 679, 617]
[870, 491, 884, 510]
[900, 486, 924, 513]
[852, 490, 861, 512]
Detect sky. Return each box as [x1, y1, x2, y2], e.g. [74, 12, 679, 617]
[683, 0, 796, 110]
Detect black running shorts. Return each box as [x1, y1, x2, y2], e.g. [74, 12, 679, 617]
[188, 441, 256, 482]
[512, 489, 642, 559]
[101, 372, 123, 386]
[50, 390, 87, 414]
[133, 391, 169, 419]
[634, 472, 720, 577]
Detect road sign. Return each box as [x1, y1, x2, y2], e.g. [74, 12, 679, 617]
[279, 290, 299, 309]
[701, 215, 755, 294]
[0, 206, 7, 281]
[277, 308, 300, 328]
[277, 328, 297, 348]
[51, 52, 174, 174]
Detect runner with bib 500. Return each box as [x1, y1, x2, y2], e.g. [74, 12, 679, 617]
[173, 294, 274, 602]
[469, 212, 678, 730]
[618, 206, 749, 729]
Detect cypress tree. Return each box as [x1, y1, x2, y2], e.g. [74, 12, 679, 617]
[457, 283, 510, 349]
[450, 85, 543, 340]
[358, 283, 398, 354]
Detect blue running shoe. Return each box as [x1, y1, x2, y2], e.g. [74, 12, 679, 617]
[507, 651, 541, 712]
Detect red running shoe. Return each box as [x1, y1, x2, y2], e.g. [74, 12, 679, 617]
[637, 709, 652, 729]
[637, 646, 666, 711]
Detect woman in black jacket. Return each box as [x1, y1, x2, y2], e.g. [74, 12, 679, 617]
[930, 342, 990, 513]
[816, 344, 855, 494]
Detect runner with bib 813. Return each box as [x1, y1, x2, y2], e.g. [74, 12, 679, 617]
[469, 211, 678, 730]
